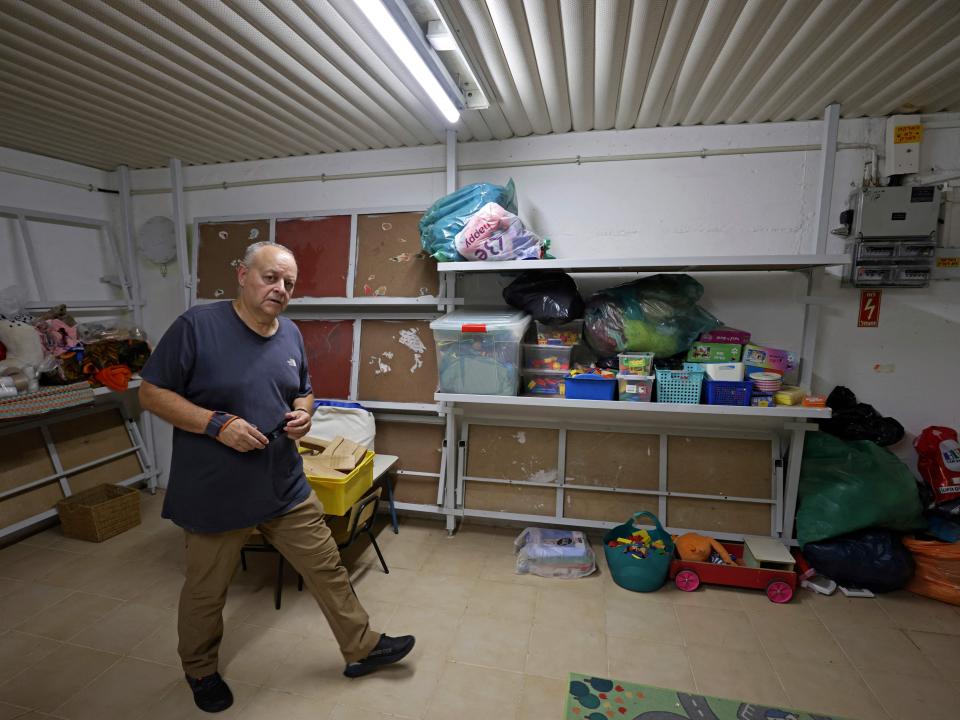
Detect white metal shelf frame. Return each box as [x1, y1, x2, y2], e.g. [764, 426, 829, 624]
[434, 104, 846, 543]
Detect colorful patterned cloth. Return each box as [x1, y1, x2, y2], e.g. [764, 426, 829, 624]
[0, 382, 95, 420]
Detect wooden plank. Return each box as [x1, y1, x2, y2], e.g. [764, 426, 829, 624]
[565, 430, 659, 490]
[48, 410, 134, 470]
[353, 212, 437, 298]
[0, 483, 63, 528]
[563, 489, 658, 523]
[464, 482, 554, 516]
[196, 219, 270, 299]
[293, 319, 353, 400]
[374, 422, 443, 474]
[667, 498, 772, 535]
[357, 320, 437, 404]
[276, 216, 351, 298]
[667, 436, 771, 499]
[0, 428, 53, 493]
[392, 475, 440, 505]
[465, 425, 559, 483]
[67, 456, 144, 495]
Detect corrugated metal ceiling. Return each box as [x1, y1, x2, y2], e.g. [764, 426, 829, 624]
[2, 0, 959, 171]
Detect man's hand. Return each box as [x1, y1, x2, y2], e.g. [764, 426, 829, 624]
[283, 408, 312, 440]
[218, 417, 268, 452]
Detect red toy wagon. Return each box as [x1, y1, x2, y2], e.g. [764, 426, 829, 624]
[668, 540, 798, 603]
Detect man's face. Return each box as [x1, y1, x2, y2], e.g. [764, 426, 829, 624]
[237, 246, 297, 317]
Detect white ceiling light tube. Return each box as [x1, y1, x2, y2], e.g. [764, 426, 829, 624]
[353, 0, 461, 124]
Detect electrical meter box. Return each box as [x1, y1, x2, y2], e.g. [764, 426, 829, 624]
[849, 186, 940, 288]
[852, 186, 941, 238]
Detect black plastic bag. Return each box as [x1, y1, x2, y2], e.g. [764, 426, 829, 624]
[804, 528, 915, 592]
[818, 385, 905, 446]
[502, 270, 584, 325]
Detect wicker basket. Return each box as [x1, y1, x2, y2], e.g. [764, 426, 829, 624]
[56, 484, 141, 542]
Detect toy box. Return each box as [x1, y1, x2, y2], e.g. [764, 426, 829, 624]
[535, 320, 583, 346]
[700, 327, 751, 344]
[523, 344, 573, 372]
[686, 342, 742, 363]
[430, 308, 531, 395]
[742, 343, 797, 375]
[617, 352, 654, 376]
[617, 375, 654, 402]
[522, 370, 566, 397]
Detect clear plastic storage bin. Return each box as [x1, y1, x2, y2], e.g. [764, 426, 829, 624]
[535, 320, 583, 346]
[618, 352, 655, 376]
[522, 370, 566, 397]
[523, 344, 573, 371]
[617, 375, 654, 402]
[430, 308, 532, 395]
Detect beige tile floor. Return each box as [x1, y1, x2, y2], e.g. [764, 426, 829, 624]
[1, 490, 958, 720]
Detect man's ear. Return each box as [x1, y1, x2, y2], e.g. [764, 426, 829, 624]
[237, 262, 248, 288]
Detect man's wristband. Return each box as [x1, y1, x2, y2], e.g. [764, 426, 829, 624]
[205, 411, 235, 438]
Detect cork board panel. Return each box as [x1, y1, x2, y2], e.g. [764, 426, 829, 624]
[374, 421, 443, 474]
[667, 498, 773, 536]
[464, 482, 555, 516]
[357, 320, 437, 404]
[0, 428, 53, 493]
[0, 483, 64, 528]
[565, 431, 659, 490]
[465, 425, 559, 483]
[276, 216, 351, 298]
[392, 475, 440, 505]
[293, 320, 353, 400]
[354, 212, 438, 298]
[564, 490, 658, 523]
[197, 219, 269, 299]
[68, 456, 144, 494]
[668, 436, 772, 499]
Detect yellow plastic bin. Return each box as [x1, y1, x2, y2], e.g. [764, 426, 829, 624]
[303, 450, 375, 516]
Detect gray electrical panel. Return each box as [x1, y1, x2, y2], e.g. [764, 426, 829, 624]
[849, 186, 940, 287]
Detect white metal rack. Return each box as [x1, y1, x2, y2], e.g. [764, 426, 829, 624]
[0, 202, 158, 539]
[432, 255, 843, 543]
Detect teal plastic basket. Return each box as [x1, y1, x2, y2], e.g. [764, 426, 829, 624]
[602, 511, 674, 593]
[655, 365, 705, 404]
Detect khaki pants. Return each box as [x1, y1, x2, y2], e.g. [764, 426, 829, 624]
[177, 492, 380, 678]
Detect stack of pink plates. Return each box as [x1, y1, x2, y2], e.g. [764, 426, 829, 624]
[750, 372, 783, 393]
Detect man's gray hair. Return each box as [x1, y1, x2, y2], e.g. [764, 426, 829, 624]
[241, 241, 295, 267]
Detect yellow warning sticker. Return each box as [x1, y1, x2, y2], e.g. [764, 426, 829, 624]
[894, 124, 923, 144]
[936, 257, 960, 268]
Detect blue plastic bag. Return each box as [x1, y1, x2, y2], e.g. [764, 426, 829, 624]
[419, 180, 517, 262]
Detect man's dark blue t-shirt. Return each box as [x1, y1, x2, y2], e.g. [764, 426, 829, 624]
[141, 301, 313, 533]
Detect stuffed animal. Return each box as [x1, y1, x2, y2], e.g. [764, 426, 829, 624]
[673, 532, 736, 566]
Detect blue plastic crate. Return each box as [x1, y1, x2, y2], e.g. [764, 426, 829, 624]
[655, 367, 704, 404]
[564, 374, 616, 400]
[704, 379, 752, 406]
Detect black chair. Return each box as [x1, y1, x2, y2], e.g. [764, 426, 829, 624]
[239, 487, 388, 609]
[335, 487, 389, 575]
[239, 532, 303, 610]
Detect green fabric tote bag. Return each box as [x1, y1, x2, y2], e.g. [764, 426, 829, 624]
[602, 511, 674, 592]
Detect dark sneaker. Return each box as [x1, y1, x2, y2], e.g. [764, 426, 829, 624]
[186, 672, 234, 713]
[343, 634, 416, 678]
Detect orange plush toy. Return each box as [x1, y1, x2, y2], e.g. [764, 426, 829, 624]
[673, 533, 736, 566]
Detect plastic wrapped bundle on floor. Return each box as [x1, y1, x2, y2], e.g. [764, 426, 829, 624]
[514, 527, 596, 578]
[583, 274, 721, 357]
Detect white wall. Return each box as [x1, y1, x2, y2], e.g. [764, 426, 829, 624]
[3, 112, 944, 488]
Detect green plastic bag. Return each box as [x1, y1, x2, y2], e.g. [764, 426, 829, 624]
[796, 432, 925, 548]
[603, 511, 674, 592]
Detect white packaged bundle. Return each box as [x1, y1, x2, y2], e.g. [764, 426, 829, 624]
[514, 527, 596, 579]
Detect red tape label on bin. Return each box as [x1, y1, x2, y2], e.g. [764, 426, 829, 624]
[461, 324, 487, 333]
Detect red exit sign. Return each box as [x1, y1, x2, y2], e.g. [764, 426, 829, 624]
[858, 290, 882, 327]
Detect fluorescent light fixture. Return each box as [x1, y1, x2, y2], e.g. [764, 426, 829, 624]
[353, 0, 461, 124]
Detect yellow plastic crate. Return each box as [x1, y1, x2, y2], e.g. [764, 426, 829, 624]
[303, 450, 375, 516]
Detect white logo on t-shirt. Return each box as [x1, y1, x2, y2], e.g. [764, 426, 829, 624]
[287, 358, 296, 367]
